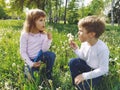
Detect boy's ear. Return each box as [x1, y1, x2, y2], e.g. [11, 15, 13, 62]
[89, 32, 96, 38]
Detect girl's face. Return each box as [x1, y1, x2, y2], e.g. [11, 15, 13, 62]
[35, 17, 46, 32]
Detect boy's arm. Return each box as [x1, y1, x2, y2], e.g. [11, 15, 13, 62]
[82, 49, 109, 80]
[73, 43, 85, 60]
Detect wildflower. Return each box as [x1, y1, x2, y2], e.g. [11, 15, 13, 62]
[38, 85, 43, 90]
[48, 79, 53, 87]
[12, 63, 16, 67]
[17, 65, 20, 69]
[52, 45, 56, 49]
[67, 33, 74, 42]
[4, 82, 10, 90]
[117, 70, 120, 74]
[56, 87, 61, 90]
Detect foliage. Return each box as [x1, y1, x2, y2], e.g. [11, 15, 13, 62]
[0, 20, 120, 90]
[67, 0, 79, 24]
[77, 0, 105, 19]
[89, 0, 104, 15]
[0, 6, 7, 19]
[0, 0, 8, 19]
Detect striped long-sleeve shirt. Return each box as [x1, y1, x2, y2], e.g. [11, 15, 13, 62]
[20, 32, 52, 67]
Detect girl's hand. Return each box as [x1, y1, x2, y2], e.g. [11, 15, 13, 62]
[69, 40, 78, 50]
[33, 61, 41, 68]
[47, 32, 52, 40]
[74, 74, 84, 85]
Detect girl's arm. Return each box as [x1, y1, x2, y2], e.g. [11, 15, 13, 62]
[41, 32, 52, 52]
[20, 33, 34, 67]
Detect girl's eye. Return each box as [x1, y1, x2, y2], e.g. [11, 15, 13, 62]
[39, 19, 43, 21]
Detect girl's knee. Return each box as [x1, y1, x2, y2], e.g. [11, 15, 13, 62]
[49, 52, 56, 61]
[51, 52, 56, 58]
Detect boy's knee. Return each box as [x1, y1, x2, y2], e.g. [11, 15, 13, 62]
[68, 58, 77, 67]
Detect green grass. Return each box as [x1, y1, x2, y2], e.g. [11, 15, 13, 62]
[0, 20, 120, 90]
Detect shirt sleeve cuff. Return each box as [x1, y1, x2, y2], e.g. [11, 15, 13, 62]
[74, 48, 80, 54]
[26, 60, 34, 68]
[82, 73, 87, 80]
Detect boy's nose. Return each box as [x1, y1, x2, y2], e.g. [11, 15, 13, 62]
[43, 21, 45, 25]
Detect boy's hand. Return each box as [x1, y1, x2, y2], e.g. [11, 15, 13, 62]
[74, 74, 84, 85]
[47, 32, 52, 40]
[33, 61, 41, 68]
[69, 40, 78, 50]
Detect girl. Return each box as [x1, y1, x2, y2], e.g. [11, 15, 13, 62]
[20, 9, 56, 80]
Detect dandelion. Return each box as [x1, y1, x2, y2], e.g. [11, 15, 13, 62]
[67, 33, 74, 42]
[52, 45, 56, 49]
[56, 87, 61, 90]
[4, 82, 10, 90]
[48, 80, 53, 90]
[12, 63, 16, 67]
[17, 65, 20, 69]
[48, 79, 53, 86]
[117, 70, 120, 74]
[38, 85, 43, 90]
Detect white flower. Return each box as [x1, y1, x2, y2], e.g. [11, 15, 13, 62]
[12, 63, 16, 67]
[67, 33, 72, 37]
[48, 79, 52, 83]
[56, 87, 61, 90]
[4, 82, 10, 90]
[67, 33, 74, 42]
[38, 85, 43, 90]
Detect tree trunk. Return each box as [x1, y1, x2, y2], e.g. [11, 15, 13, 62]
[111, 0, 114, 26]
[64, 0, 67, 24]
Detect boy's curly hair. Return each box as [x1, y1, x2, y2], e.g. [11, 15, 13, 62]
[78, 16, 105, 38]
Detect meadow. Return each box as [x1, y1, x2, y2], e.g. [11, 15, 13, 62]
[0, 20, 120, 90]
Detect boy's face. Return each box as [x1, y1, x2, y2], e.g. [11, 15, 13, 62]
[35, 17, 46, 32]
[78, 27, 95, 42]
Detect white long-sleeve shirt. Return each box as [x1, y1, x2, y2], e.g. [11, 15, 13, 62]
[20, 32, 52, 67]
[74, 39, 109, 80]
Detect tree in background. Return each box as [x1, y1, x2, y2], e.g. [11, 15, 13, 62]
[115, 0, 120, 26]
[67, 0, 79, 24]
[0, 6, 7, 19]
[108, 0, 120, 26]
[64, 0, 67, 24]
[0, 0, 8, 19]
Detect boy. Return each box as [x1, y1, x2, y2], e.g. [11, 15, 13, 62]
[69, 16, 109, 90]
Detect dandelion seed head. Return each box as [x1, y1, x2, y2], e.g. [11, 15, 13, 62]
[67, 33, 74, 42]
[12, 63, 16, 67]
[39, 85, 43, 90]
[48, 79, 52, 84]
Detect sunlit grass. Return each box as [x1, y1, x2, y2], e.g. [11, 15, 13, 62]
[0, 20, 120, 90]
